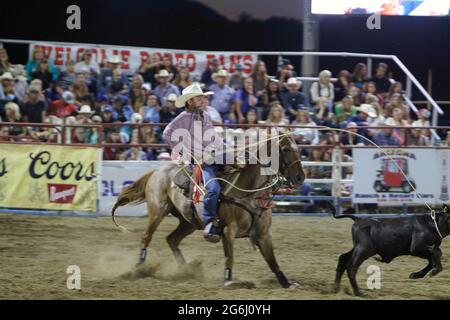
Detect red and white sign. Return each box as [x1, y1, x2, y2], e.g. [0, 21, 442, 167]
[29, 42, 257, 79]
[48, 184, 77, 204]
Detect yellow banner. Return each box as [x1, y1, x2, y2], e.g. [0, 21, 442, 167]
[0, 144, 99, 211]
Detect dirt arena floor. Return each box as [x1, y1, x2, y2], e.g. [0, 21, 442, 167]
[1, 212, 449, 300]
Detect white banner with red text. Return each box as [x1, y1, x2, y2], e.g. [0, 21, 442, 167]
[29, 42, 258, 79]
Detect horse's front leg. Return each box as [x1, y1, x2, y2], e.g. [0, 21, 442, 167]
[257, 233, 298, 288]
[222, 222, 238, 286]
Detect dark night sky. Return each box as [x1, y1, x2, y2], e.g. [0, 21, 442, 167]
[1, 0, 449, 122]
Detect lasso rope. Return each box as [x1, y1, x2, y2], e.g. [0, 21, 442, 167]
[175, 125, 443, 238]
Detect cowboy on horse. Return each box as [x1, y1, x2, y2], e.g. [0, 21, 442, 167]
[162, 82, 231, 242]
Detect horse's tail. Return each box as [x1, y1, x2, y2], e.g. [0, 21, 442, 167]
[112, 171, 155, 232]
[327, 201, 357, 221]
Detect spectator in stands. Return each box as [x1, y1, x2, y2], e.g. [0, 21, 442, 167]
[153, 69, 180, 105]
[3, 102, 26, 138]
[21, 86, 47, 124]
[103, 128, 123, 160]
[201, 58, 220, 87]
[12, 65, 29, 102]
[0, 125, 12, 141]
[57, 60, 77, 91]
[25, 47, 59, 82]
[347, 83, 364, 106]
[141, 94, 161, 123]
[161, 55, 178, 79]
[139, 53, 161, 89]
[129, 74, 146, 112]
[306, 148, 332, 183]
[120, 112, 144, 144]
[0, 48, 13, 75]
[250, 60, 270, 100]
[335, 95, 357, 127]
[209, 69, 235, 122]
[334, 70, 352, 102]
[282, 77, 306, 122]
[373, 117, 400, 146]
[266, 102, 289, 128]
[108, 69, 127, 95]
[243, 107, 258, 143]
[233, 77, 258, 123]
[310, 70, 335, 113]
[408, 127, 429, 146]
[31, 60, 53, 90]
[387, 81, 403, 100]
[386, 93, 410, 120]
[159, 93, 180, 123]
[70, 73, 90, 103]
[0, 72, 20, 117]
[412, 108, 431, 127]
[47, 91, 77, 119]
[276, 59, 297, 85]
[364, 81, 384, 106]
[266, 78, 282, 105]
[172, 66, 192, 92]
[75, 49, 100, 79]
[292, 109, 320, 145]
[72, 105, 95, 143]
[98, 55, 124, 94]
[112, 95, 133, 122]
[340, 122, 365, 151]
[352, 63, 367, 90]
[368, 63, 392, 94]
[228, 63, 244, 90]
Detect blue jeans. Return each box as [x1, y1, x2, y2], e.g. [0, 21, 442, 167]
[202, 165, 221, 224]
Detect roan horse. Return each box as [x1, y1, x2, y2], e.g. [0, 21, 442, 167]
[112, 131, 305, 288]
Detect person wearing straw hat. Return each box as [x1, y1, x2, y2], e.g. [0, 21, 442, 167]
[163, 82, 226, 242]
[282, 77, 306, 122]
[98, 54, 127, 94]
[373, 117, 401, 146]
[210, 69, 235, 122]
[153, 69, 180, 106]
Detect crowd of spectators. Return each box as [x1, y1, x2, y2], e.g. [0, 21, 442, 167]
[0, 47, 448, 164]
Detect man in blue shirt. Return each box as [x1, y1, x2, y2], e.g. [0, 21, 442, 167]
[209, 69, 235, 122]
[373, 117, 400, 146]
[153, 69, 180, 106]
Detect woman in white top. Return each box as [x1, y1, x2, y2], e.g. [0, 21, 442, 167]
[267, 102, 289, 129]
[75, 49, 100, 78]
[310, 70, 335, 114]
[292, 109, 319, 145]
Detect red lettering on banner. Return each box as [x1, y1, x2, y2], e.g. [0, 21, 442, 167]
[186, 54, 196, 72]
[121, 50, 130, 69]
[65, 47, 72, 63]
[206, 54, 216, 65]
[243, 55, 253, 75]
[54, 47, 64, 66]
[47, 184, 77, 204]
[140, 51, 149, 65]
[229, 55, 238, 73]
[42, 46, 53, 59]
[174, 53, 184, 66]
[76, 48, 85, 62]
[219, 55, 225, 68]
[99, 49, 107, 64]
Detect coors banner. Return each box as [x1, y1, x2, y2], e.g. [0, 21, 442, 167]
[29, 42, 257, 79]
[0, 144, 99, 212]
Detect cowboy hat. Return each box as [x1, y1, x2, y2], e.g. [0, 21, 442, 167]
[287, 77, 302, 87]
[107, 55, 122, 64]
[0, 72, 14, 81]
[384, 117, 396, 126]
[356, 104, 377, 118]
[165, 93, 178, 102]
[155, 69, 173, 81]
[78, 105, 94, 115]
[212, 69, 229, 82]
[175, 82, 213, 108]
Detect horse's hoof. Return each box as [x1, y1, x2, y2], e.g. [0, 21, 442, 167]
[430, 269, 442, 277]
[332, 283, 341, 293]
[355, 289, 368, 298]
[409, 272, 423, 279]
[287, 282, 300, 289]
[224, 281, 255, 289]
